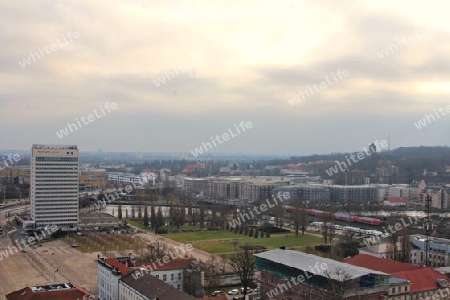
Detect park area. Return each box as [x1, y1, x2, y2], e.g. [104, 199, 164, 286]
[160, 230, 323, 254]
[62, 232, 147, 253]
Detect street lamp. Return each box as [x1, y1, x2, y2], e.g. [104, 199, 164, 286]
[54, 267, 58, 283]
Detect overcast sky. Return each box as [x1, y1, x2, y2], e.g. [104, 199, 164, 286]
[1, 0, 449, 156]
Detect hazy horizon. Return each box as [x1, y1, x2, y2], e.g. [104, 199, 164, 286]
[1, 0, 450, 155]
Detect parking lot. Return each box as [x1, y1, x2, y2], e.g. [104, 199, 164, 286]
[0, 233, 49, 299]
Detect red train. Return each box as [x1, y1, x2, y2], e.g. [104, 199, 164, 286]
[285, 207, 381, 226]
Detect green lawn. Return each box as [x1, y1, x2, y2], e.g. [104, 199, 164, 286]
[161, 230, 323, 254]
[125, 220, 323, 254]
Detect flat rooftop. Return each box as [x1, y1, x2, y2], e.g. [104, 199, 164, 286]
[255, 249, 388, 281]
[32, 144, 77, 149]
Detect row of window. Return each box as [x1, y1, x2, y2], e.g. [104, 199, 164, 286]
[35, 175, 78, 178]
[35, 163, 78, 166]
[35, 184, 78, 187]
[35, 197, 77, 200]
[36, 187, 78, 190]
[35, 157, 78, 162]
[36, 171, 78, 174]
[155, 273, 182, 281]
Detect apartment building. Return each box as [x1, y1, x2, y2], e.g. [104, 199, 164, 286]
[328, 184, 378, 204]
[183, 177, 210, 194]
[30, 144, 79, 229]
[409, 234, 450, 267]
[273, 184, 331, 206]
[107, 172, 156, 187]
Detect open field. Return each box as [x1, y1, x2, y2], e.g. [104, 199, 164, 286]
[161, 230, 323, 254]
[62, 232, 147, 253]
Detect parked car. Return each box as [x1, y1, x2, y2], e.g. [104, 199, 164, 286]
[211, 290, 225, 296]
[241, 287, 253, 294]
[228, 289, 239, 295]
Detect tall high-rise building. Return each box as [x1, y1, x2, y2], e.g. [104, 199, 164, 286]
[30, 144, 79, 229]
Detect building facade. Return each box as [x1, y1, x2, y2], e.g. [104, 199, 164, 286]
[255, 249, 389, 300]
[273, 184, 331, 206]
[30, 144, 79, 229]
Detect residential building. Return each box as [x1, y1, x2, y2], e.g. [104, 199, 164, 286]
[409, 234, 450, 267]
[383, 197, 406, 206]
[5, 283, 92, 300]
[80, 170, 107, 190]
[107, 172, 156, 187]
[98, 256, 203, 299]
[0, 166, 30, 185]
[134, 259, 193, 291]
[30, 144, 79, 229]
[273, 184, 330, 206]
[119, 272, 196, 300]
[328, 184, 378, 204]
[255, 249, 390, 300]
[345, 254, 450, 300]
[98, 257, 131, 300]
[183, 177, 210, 194]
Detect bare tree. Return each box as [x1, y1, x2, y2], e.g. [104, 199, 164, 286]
[322, 209, 335, 244]
[229, 245, 256, 297]
[324, 268, 353, 300]
[143, 205, 149, 227]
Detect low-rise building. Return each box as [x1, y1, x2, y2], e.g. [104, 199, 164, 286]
[345, 254, 450, 300]
[119, 272, 196, 300]
[255, 249, 390, 300]
[5, 283, 92, 300]
[98, 256, 203, 299]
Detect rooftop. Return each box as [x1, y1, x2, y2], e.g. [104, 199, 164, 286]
[410, 234, 450, 246]
[254, 249, 388, 280]
[344, 254, 422, 273]
[32, 144, 77, 149]
[345, 254, 450, 293]
[120, 272, 196, 300]
[135, 259, 191, 272]
[5, 283, 91, 300]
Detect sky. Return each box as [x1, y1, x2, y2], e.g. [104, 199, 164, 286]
[1, 0, 450, 156]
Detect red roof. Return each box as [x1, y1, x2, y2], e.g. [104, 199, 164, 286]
[344, 254, 422, 273]
[392, 269, 450, 293]
[345, 254, 450, 293]
[387, 197, 406, 203]
[136, 259, 191, 272]
[105, 258, 131, 275]
[5, 285, 91, 300]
